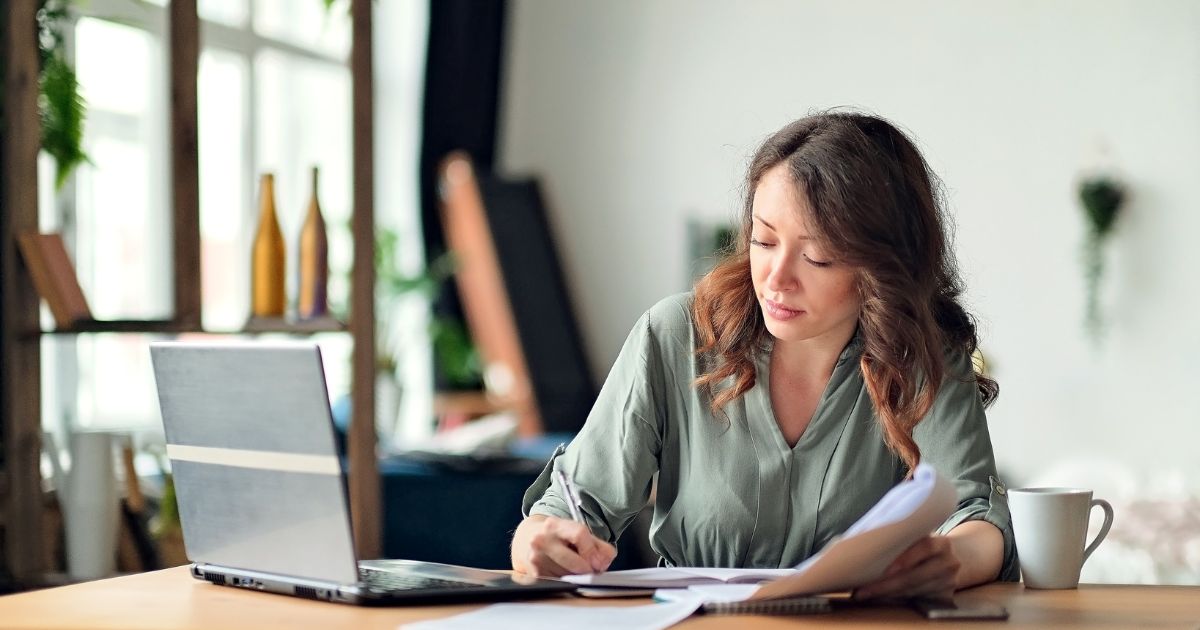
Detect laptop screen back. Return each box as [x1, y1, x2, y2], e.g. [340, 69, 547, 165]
[150, 342, 359, 585]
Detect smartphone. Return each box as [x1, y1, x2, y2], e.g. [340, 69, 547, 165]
[911, 597, 1009, 620]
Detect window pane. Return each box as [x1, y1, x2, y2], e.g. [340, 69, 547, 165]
[37, 153, 59, 233]
[74, 17, 171, 320]
[255, 49, 353, 317]
[75, 334, 162, 429]
[70, 16, 170, 432]
[254, 0, 350, 60]
[199, 0, 249, 28]
[75, 18, 153, 116]
[199, 48, 250, 330]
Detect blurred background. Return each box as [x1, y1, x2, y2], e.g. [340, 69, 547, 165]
[2, 0, 1197, 591]
[502, 1, 1200, 585]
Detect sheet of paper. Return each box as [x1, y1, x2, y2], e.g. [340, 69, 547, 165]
[563, 568, 711, 588]
[751, 462, 956, 600]
[398, 599, 702, 630]
[563, 566, 794, 588]
[679, 567, 797, 582]
[655, 584, 762, 603]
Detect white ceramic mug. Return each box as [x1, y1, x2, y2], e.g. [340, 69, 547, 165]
[1008, 487, 1114, 589]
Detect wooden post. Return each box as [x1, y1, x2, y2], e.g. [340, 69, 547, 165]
[1, 0, 48, 583]
[169, 0, 201, 328]
[349, 0, 381, 560]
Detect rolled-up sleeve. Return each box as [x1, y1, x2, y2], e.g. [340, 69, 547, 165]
[522, 310, 663, 544]
[914, 351, 1020, 582]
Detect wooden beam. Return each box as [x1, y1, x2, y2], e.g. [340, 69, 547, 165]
[438, 155, 542, 435]
[1, 0, 48, 583]
[348, 0, 381, 560]
[169, 0, 202, 328]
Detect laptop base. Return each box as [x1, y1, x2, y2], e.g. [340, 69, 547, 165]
[191, 560, 575, 606]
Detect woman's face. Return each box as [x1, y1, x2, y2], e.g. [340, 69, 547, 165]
[749, 164, 862, 347]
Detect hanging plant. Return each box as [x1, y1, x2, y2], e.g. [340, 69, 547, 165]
[1078, 175, 1126, 338]
[37, 0, 90, 189]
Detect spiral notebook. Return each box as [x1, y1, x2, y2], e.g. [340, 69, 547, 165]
[700, 595, 831, 616]
[655, 586, 833, 616]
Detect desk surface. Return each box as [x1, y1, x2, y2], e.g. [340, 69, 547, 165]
[0, 566, 1197, 629]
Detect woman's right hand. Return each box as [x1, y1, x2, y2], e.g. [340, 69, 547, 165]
[511, 514, 617, 577]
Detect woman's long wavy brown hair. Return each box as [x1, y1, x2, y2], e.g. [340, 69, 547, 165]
[692, 111, 998, 473]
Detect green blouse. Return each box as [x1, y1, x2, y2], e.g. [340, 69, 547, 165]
[523, 293, 1019, 580]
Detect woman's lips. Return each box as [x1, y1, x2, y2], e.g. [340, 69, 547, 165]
[764, 299, 804, 321]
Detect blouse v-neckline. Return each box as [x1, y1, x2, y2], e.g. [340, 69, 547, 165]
[752, 334, 864, 455]
[740, 332, 866, 565]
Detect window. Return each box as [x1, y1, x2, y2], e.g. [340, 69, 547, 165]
[40, 1, 174, 439]
[37, 0, 436, 444]
[195, 0, 356, 415]
[198, 0, 353, 332]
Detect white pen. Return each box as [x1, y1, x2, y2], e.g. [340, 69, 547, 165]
[554, 468, 590, 533]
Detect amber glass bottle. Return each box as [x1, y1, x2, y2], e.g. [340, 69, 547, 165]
[297, 166, 329, 319]
[251, 173, 286, 318]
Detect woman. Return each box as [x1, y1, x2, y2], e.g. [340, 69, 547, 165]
[510, 111, 1018, 600]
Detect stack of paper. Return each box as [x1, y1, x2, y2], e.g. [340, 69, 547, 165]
[569, 462, 957, 602]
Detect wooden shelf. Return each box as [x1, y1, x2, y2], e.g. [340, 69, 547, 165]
[38, 319, 182, 336]
[240, 316, 347, 334]
[30, 317, 348, 337]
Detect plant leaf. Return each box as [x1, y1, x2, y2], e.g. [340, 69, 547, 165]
[40, 53, 89, 189]
[429, 316, 482, 388]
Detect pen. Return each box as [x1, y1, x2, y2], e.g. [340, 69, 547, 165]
[554, 468, 589, 531]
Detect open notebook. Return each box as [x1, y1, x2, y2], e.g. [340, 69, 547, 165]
[565, 463, 957, 600]
[565, 567, 799, 589]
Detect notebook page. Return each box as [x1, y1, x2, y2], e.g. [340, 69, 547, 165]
[564, 566, 794, 588]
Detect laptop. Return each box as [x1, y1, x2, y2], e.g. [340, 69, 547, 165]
[149, 341, 575, 605]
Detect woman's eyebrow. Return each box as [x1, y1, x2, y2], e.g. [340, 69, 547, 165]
[752, 215, 812, 240]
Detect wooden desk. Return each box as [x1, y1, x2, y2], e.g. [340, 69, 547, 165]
[0, 566, 1197, 629]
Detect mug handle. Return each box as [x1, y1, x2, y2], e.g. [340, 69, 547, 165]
[1082, 498, 1114, 564]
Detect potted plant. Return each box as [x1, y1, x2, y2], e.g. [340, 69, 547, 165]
[371, 228, 482, 440]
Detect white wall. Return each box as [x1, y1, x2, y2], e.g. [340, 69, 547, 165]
[499, 0, 1200, 494]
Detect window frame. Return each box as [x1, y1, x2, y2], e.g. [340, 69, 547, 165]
[45, 0, 356, 435]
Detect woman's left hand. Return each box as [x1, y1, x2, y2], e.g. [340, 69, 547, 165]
[853, 534, 961, 601]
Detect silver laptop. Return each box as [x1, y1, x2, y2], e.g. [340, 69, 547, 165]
[150, 341, 574, 605]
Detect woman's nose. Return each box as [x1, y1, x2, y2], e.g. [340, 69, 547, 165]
[765, 262, 797, 292]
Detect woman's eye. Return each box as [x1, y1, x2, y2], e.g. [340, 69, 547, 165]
[804, 253, 832, 268]
[751, 236, 830, 266]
